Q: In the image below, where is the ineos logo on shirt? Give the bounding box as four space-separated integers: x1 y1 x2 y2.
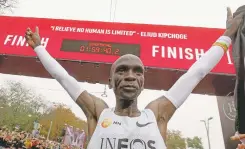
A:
136 122 153 127
100 137 156 149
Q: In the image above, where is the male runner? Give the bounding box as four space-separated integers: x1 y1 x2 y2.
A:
25 7 244 149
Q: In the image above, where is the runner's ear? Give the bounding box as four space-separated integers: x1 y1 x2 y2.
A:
108 78 112 89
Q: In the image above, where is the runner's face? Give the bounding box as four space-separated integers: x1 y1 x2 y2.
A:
110 55 144 100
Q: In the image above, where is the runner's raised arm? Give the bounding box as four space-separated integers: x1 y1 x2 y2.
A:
25 27 108 120
146 8 245 124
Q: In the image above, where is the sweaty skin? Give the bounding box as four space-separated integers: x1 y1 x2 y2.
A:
76 55 176 142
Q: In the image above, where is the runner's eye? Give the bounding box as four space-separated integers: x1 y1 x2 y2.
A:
116 66 128 74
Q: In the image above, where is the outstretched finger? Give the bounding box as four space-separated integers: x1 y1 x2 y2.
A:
35 26 39 34
227 7 233 20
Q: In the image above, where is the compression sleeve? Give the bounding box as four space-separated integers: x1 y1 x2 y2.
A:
34 45 85 101
165 36 231 108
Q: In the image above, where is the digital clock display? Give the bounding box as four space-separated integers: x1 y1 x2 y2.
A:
60 39 141 56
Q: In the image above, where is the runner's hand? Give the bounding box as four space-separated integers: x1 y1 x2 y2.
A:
237 144 245 149
231 134 245 141
224 7 245 39
231 134 245 149
25 26 41 49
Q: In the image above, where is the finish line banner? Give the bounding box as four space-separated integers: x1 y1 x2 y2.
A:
0 16 235 74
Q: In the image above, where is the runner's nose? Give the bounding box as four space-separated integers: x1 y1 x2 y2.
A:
124 70 136 81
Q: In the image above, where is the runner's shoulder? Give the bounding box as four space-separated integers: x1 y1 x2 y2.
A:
88 93 108 107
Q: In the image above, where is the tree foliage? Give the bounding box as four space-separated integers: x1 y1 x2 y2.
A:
0 0 17 14
166 130 186 149
0 80 87 142
166 130 204 149
186 136 204 149
39 105 87 140
0 81 49 131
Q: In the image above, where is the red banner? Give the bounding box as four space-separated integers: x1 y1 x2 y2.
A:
0 16 235 74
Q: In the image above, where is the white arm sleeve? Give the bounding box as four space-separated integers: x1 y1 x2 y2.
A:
34 45 85 101
165 36 231 108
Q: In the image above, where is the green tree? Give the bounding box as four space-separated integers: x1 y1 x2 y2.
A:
39 105 87 140
166 130 186 149
0 80 49 131
187 136 204 149
0 0 17 14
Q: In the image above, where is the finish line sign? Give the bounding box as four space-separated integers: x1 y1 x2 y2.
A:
0 16 235 74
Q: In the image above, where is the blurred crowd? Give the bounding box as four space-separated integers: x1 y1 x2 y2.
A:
0 127 80 149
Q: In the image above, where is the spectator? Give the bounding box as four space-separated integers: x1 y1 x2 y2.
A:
0 128 72 149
